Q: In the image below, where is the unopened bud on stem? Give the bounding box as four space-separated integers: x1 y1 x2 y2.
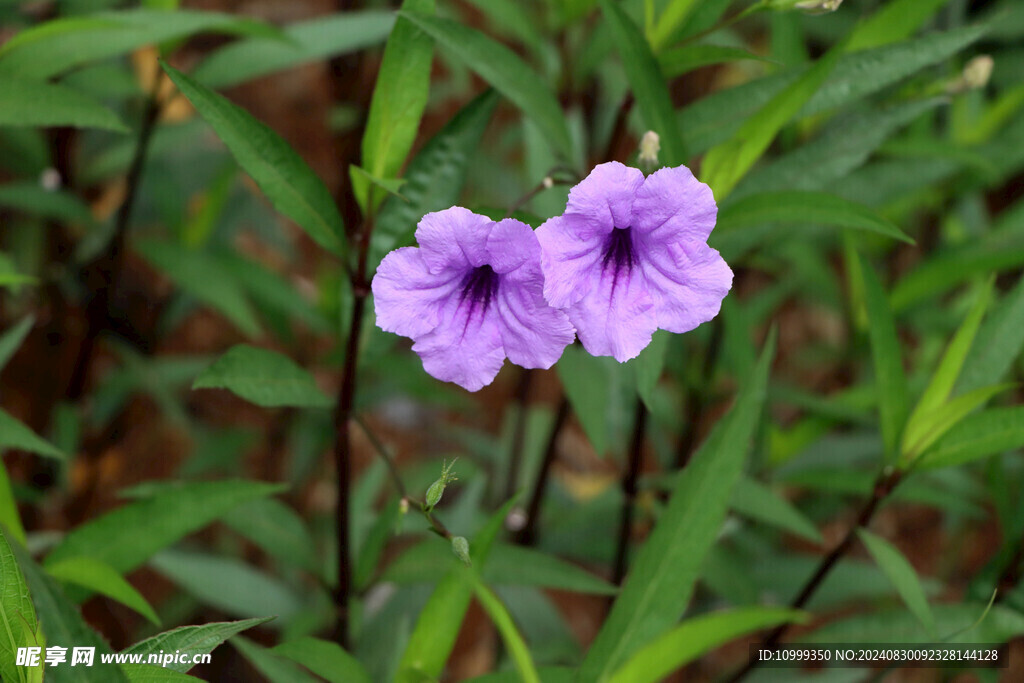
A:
638 131 660 171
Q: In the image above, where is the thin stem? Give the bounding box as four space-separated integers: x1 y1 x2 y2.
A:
602 93 635 166
353 415 408 500
503 369 534 501
514 397 570 547
729 468 904 682
612 401 648 586
503 171 576 219
332 212 373 647
66 66 163 402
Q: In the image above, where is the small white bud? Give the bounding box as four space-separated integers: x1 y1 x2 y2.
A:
962 55 993 90
39 168 62 192
542 176 554 189
505 506 527 532
793 0 843 13
638 131 660 171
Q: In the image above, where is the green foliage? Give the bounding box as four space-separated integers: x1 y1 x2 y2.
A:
124 618 272 673
0 527 42 683
580 333 775 681
162 64 348 258
0 76 126 131
272 637 371 683
46 556 160 625
193 344 330 409
355 0 435 214
0 409 65 460
857 529 935 636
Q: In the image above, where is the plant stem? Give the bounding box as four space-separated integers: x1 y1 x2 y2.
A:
612 401 648 586
514 397 570 546
728 468 904 682
66 69 163 403
353 415 408 500
503 369 534 501
332 207 374 646
602 93 635 166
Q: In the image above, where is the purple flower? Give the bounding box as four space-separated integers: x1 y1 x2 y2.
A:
536 162 732 362
372 207 575 391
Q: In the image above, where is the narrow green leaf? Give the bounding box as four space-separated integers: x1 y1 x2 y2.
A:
136 240 261 338
0 408 64 460
733 99 942 200
0 10 278 80
731 477 823 544
902 384 1013 462
401 12 573 161
580 332 775 681
631 330 669 409
0 76 126 132
859 255 909 463
0 461 26 546
717 191 914 244
272 637 371 683
10 539 123 683
680 26 987 156
487 545 617 595
0 526 40 683
958 274 1024 394
556 345 616 455
192 344 330 409
369 89 499 270
124 618 273 673
649 0 700 53
396 497 517 682
856 529 935 636
120 666 198 683
600 0 685 166
701 41 843 199
356 0 434 212
918 407 1024 470
607 607 806 683
46 557 160 625
847 0 952 51
222 498 321 576
162 64 347 257
908 279 994 427
194 11 394 88
473 579 541 683
660 44 771 78
232 636 319 683
0 183 97 226
45 480 285 575
150 550 302 621
0 316 33 373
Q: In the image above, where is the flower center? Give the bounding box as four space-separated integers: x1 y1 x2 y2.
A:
459 264 499 316
601 227 636 280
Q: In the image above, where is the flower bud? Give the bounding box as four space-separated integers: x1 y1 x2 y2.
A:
451 536 471 566
425 459 458 510
782 0 842 13
39 168 62 192
962 55 993 90
638 131 660 171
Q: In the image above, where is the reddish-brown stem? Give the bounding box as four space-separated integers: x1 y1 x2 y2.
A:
514 397 570 547
612 401 648 586
729 469 904 682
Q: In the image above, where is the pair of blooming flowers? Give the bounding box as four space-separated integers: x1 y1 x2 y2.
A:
371 161 733 391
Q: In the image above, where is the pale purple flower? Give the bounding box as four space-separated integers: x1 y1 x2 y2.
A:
372 207 575 391
536 162 732 362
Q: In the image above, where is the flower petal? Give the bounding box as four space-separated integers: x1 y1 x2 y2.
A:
638 241 733 334
496 278 575 369
485 218 539 274
565 161 645 232
536 214 605 309
415 206 495 273
372 247 460 338
568 265 657 362
412 299 506 392
632 165 717 243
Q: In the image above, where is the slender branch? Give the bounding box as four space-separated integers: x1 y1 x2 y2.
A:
503 369 534 501
332 210 374 647
353 414 408 500
503 170 576 219
514 397 570 546
729 468 904 682
66 66 164 402
612 401 648 586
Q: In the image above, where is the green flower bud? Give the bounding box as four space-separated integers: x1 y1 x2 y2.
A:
425 459 458 510
451 536 471 566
